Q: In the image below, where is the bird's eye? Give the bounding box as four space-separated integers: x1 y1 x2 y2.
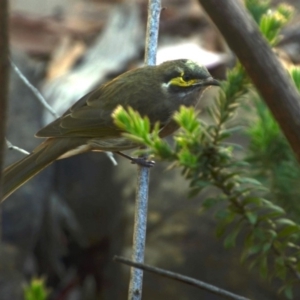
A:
182 74 191 81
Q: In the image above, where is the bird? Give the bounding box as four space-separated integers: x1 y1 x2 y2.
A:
2 59 219 201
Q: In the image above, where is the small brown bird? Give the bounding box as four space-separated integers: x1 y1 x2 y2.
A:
2 59 219 201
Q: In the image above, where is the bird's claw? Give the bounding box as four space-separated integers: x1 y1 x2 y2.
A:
115 151 155 167
130 157 155 168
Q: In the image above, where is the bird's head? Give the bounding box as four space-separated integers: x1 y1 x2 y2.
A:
157 59 220 95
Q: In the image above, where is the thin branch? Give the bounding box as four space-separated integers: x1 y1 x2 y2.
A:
105 151 118 166
198 0 300 163
5 139 30 155
9 59 59 119
128 1 161 300
115 256 250 300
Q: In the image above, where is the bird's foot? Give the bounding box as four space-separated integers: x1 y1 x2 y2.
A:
116 152 155 168
130 157 155 167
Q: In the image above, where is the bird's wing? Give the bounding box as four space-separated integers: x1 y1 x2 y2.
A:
36 67 172 139
36 84 123 138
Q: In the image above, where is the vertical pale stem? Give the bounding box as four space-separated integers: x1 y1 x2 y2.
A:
127 0 161 299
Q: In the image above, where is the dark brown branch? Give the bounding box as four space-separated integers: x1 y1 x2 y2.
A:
0 0 9 196
198 0 300 162
114 256 250 300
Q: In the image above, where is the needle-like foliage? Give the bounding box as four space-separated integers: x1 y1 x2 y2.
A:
114 1 300 298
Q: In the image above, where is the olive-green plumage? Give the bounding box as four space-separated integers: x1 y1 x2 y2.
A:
2 59 219 201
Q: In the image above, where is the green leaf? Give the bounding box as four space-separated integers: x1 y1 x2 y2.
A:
246 0 270 24
238 177 262 186
259 255 268 279
248 257 259 271
290 67 300 92
215 210 235 222
24 278 48 300
265 229 277 240
233 187 253 198
262 242 272 253
275 263 287 280
244 232 255 248
240 250 248 264
284 285 293 300
215 223 228 238
275 218 297 227
277 4 294 21
261 200 286 215
259 211 285 221
215 210 236 237
278 225 300 239
121 133 145 144
253 227 267 240
177 149 198 168
202 197 220 209
245 211 258 225
242 197 263 206
224 226 241 248
207 105 220 124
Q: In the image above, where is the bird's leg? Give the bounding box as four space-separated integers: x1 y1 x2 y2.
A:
116 151 155 168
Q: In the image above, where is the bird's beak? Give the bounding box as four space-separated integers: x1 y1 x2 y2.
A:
202 77 220 87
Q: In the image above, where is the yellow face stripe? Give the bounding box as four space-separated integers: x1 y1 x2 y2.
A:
169 72 199 87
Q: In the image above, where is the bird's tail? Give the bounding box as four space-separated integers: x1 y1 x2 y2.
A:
1 138 85 202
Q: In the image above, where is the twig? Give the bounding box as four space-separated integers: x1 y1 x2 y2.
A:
128 1 161 300
9 59 59 119
5 139 30 155
115 256 250 300
0 0 9 238
198 0 300 163
105 151 118 166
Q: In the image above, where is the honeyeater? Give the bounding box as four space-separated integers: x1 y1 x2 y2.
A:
2 59 219 201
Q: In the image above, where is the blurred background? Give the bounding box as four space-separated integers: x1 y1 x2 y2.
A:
2 0 300 299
